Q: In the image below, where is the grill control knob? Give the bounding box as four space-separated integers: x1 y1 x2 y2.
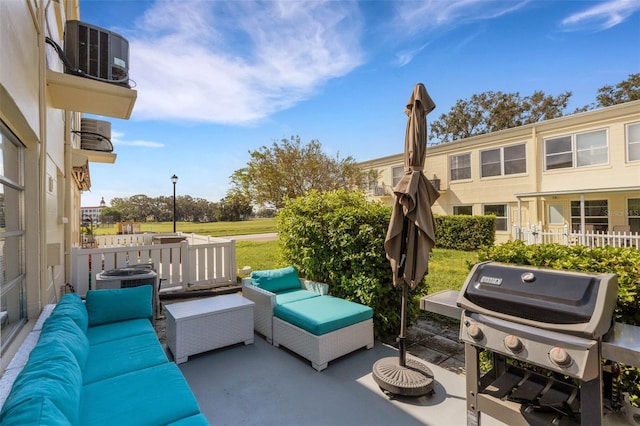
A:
549 347 572 367
467 324 483 340
504 335 523 353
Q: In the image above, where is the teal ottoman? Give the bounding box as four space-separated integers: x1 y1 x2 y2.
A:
272 296 374 371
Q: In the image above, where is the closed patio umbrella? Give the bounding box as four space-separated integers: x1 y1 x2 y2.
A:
373 83 439 397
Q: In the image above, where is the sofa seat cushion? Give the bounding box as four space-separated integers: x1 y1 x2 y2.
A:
275 289 320 305
0 396 72 426
86 318 155 345
273 296 373 336
83 332 168 385
81 363 202 426
250 266 300 293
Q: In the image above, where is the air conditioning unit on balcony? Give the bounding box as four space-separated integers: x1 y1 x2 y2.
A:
373 185 388 196
80 118 113 152
64 20 130 87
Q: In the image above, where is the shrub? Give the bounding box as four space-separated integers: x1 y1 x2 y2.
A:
435 214 495 251
277 190 428 339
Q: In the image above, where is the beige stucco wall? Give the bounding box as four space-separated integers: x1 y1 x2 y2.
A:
360 101 640 245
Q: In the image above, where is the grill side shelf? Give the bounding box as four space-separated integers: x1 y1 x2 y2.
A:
419 290 462 319
603 322 640 368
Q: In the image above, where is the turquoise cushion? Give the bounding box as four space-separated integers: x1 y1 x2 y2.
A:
40 314 90 369
81 363 202 426
83 332 168 384
274 296 373 335
0 396 72 426
50 292 89 333
3 340 82 425
86 286 153 326
250 266 300 293
86 318 156 345
275 289 320 305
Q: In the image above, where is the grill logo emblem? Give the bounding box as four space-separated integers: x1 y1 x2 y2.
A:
480 276 502 286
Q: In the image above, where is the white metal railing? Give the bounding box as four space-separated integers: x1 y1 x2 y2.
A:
71 236 237 296
514 223 640 249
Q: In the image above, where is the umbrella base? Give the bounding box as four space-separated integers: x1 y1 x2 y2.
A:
372 356 435 397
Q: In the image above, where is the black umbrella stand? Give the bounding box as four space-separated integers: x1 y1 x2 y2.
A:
372 222 434 397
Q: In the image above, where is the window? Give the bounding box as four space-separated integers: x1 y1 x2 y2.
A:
0 121 26 351
627 122 640 162
453 205 472 215
545 129 608 170
450 153 471 181
570 199 608 232
629 198 640 233
480 143 526 177
484 204 508 231
548 204 565 225
391 166 404 187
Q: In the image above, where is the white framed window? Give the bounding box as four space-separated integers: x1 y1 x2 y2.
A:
570 199 608 232
483 204 508 232
628 198 640 233
450 153 471 181
391 166 404 187
453 205 472 215
545 129 608 170
480 143 526 177
0 121 26 351
548 204 565 225
627 122 640 162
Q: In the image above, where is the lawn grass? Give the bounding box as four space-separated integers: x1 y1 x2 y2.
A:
236 240 281 277
425 248 479 294
94 218 277 236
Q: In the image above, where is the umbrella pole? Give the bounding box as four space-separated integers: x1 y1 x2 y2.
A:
399 281 408 367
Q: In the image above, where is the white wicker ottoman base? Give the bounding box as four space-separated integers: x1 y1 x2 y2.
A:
272 317 374 371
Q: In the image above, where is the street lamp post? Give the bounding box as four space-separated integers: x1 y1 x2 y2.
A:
171 174 178 233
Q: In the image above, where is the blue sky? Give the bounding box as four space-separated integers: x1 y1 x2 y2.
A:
79 0 640 207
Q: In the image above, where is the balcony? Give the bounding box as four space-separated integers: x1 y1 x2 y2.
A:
46 69 137 119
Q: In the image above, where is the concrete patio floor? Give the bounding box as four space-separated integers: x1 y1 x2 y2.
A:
178 335 504 426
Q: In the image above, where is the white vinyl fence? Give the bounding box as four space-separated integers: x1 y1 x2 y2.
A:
71 234 236 296
514 224 640 249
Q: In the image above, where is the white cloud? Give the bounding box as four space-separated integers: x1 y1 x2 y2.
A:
111 130 164 148
388 0 528 65
392 0 529 35
127 0 364 124
560 0 640 31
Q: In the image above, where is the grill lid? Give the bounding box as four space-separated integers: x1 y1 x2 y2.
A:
457 262 618 338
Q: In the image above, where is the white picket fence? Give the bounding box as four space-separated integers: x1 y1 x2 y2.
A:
71 233 237 296
514 224 640 249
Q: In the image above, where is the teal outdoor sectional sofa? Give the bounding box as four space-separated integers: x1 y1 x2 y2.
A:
242 266 374 371
0 286 208 425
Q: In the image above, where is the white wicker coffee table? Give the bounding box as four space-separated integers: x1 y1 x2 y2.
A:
165 293 255 364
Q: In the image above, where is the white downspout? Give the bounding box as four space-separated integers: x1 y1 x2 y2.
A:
38 0 49 306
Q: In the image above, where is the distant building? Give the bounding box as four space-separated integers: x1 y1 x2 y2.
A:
359 101 640 244
81 197 107 224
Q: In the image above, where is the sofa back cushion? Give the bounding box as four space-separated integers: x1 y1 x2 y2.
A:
1 339 82 425
50 292 88 333
86 285 153 327
250 266 300 293
41 315 90 369
0 396 72 426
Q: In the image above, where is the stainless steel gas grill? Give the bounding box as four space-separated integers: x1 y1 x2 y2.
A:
456 261 618 426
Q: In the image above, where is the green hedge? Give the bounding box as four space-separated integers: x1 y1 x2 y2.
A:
435 215 495 251
277 190 428 339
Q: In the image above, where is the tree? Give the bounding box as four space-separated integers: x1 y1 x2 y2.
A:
230 136 376 209
576 73 640 111
429 90 571 143
99 207 122 224
217 192 253 221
